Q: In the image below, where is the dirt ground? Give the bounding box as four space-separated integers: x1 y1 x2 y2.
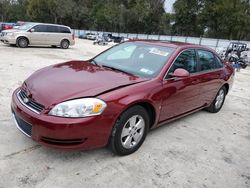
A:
0 39 250 188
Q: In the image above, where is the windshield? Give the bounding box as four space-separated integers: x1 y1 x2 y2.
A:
94 42 175 78
18 23 36 30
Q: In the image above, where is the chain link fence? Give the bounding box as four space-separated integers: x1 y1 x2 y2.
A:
73 29 250 54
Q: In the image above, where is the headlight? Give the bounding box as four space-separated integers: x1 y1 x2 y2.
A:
49 98 107 118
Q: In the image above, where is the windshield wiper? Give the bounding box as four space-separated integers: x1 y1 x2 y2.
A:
102 65 134 76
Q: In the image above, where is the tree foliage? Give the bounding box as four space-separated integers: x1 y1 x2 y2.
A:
0 0 250 40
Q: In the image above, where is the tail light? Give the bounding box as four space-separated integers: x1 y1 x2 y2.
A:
72 34 75 40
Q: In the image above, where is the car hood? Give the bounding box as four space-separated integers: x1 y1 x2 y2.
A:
2 29 19 33
22 61 148 108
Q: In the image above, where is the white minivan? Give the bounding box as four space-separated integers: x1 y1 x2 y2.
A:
0 23 75 49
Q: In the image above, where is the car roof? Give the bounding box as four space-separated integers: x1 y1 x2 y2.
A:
130 40 210 50
33 23 71 28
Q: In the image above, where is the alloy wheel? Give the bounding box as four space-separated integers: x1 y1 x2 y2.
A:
215 89 225 109
121 115 145 149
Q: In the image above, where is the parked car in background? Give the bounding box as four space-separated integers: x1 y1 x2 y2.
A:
0 23 75 49
0 22 15 32
11 41 234 155
86 33 97 40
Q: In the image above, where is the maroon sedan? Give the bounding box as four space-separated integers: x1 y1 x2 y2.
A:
11 41 234 155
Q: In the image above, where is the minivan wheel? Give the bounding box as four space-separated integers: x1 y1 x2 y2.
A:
206 86 226 113
60 40 69 49
17 37 28 48
109 105 149 155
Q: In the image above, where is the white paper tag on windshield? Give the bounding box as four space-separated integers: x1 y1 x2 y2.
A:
149 48 169 56
140 68 154 75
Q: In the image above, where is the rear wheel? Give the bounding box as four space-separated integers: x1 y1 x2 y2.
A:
206 86 226 113
60 39 69 49
17 37 28 48
109 105 149 155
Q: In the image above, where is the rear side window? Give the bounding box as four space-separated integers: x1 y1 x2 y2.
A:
59 27 71 33
167 49 197 77
197 50 216 71
214 55 224 68
47 25 59 33
32 25 47 32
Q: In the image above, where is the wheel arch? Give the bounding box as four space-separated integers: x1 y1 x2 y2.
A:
117 100 157 129
61 38 70 44
16 36 29 45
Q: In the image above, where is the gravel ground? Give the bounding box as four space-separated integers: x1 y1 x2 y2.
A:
0 39 250 188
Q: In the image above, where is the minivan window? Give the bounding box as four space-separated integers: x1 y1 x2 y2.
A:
197 50 216 71
166 49 197 79
59 27 71 33
47 25 58 33
32 25 47 32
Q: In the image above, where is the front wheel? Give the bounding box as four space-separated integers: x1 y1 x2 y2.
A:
205 86 226 113
17 37 28 48
109 105 149 155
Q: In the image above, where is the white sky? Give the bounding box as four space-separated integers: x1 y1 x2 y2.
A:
165 0 176 13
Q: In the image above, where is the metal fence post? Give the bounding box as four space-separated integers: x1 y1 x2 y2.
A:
215 39 219 49
199 37 202 45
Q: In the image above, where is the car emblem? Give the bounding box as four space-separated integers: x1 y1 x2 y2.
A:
23 98 29 103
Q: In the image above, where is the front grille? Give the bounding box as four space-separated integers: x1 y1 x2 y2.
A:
18 90 45 113
1 32 7 36
41 137 85 145
13 114 32 137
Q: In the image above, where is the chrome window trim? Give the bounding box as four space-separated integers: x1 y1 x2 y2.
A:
16 90 40 114
12 114 31 138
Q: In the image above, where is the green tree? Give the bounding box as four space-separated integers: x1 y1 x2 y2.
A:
172 0 203 37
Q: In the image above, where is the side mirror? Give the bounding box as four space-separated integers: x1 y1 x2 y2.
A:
171 68 190 78
29 29 35 32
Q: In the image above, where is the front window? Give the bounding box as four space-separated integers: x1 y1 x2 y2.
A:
93 42 175 78
18 23 36 31
166 49 197 79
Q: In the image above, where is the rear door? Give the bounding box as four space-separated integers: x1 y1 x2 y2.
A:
159 49 204 121
196 49 225 105
46 25 60 45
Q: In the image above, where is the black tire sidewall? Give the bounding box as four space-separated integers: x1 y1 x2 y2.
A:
111 106 149 155
210 86 226 113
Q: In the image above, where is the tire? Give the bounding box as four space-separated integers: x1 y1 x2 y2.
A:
240 62 247 69
17 37 28 48
109 105 149 155
205 86 226 113
60 39 69 49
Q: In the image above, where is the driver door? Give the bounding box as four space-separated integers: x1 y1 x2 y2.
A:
159 49 203 122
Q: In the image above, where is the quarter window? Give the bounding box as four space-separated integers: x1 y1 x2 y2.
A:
197 50 216 71
59 27 71 33
167 49 197 78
